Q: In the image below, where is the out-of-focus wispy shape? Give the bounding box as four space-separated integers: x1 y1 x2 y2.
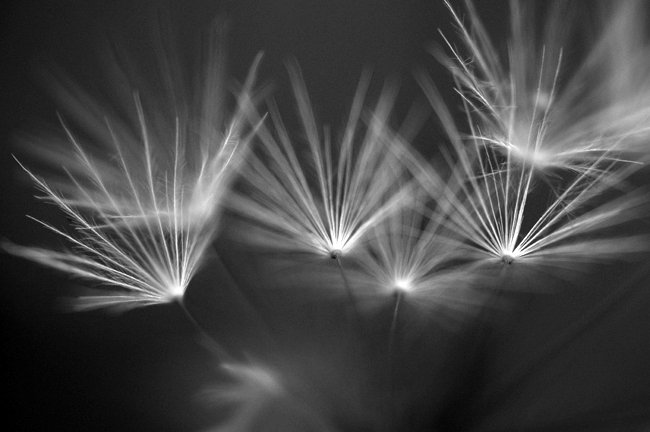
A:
2 23 263 312
203 362 283 432
436 0 650 173
413 0 650 273
202 360 338 432
229 62 415 260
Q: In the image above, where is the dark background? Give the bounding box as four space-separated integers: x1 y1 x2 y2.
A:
2 1 650 430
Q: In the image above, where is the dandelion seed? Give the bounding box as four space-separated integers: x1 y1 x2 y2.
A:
417 90 650 274
414 1 650 276
229 61 415 260
352 191 488 419
357 190 486 328
437 0 650 174
3 31 263 312
228 64 424 406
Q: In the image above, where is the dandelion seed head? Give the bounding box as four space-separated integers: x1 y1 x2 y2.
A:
411 1 650 278
4 26 263 312
231 63 414 261
437 0 650 178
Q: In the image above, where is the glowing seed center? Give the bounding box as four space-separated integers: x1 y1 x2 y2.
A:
330 249 342 259
169 283 186 298
394 278 412 291
501 253 515 265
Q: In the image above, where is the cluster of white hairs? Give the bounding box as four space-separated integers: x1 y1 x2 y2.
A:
418 1 650 271
4 1 650 430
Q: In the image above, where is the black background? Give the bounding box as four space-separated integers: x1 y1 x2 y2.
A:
2 1 650 430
